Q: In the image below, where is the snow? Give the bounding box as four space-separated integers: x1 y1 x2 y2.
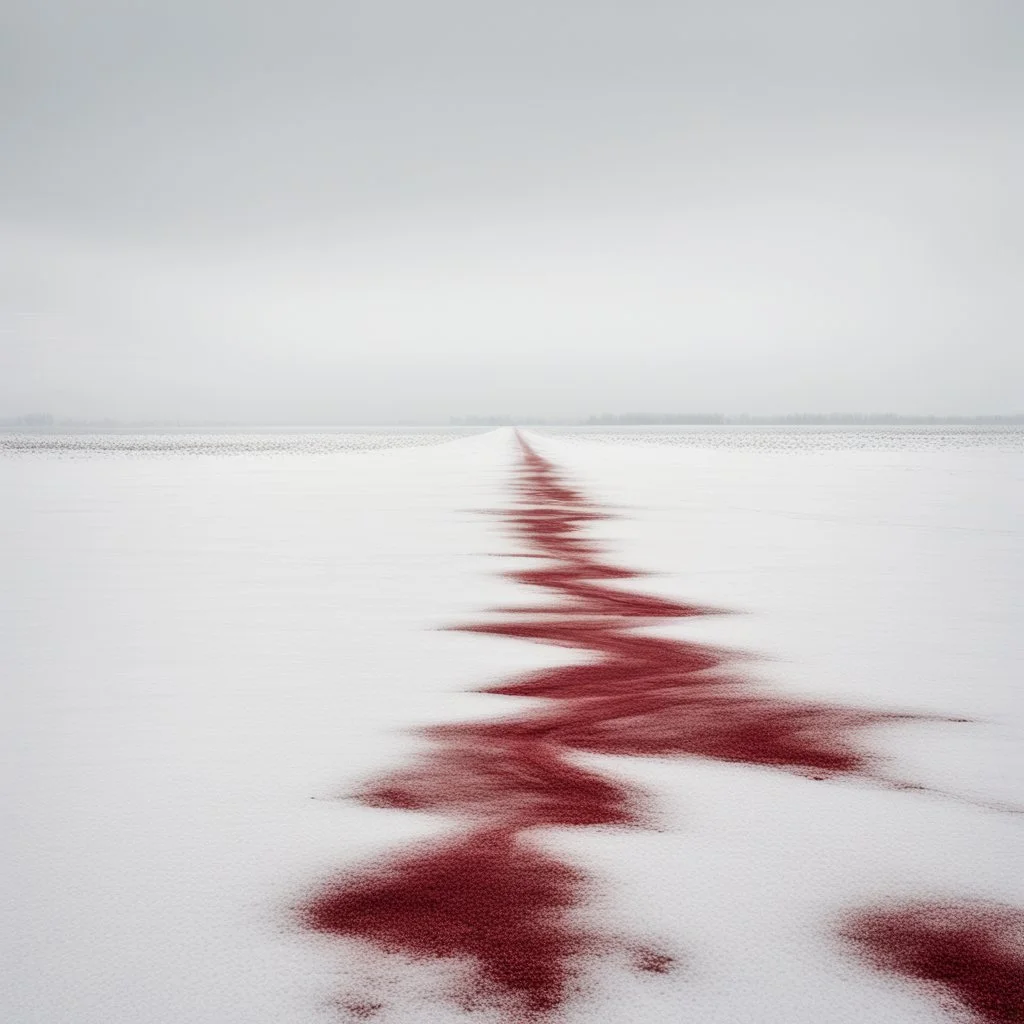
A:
1 426 1021 1023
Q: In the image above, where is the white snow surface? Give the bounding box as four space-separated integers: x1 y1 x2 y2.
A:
2 426 1021 1023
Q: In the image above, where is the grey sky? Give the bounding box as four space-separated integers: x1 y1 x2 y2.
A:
2 0 1021 421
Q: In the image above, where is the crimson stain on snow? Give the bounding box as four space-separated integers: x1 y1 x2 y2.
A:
840 902 1024 1023
359 735 643 828
341 1001 383 1020
453 436 915 780
633 949 676 975
305 830 592 1018
303 433 930 1018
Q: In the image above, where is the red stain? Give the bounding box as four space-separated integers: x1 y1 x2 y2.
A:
840 901 1024 1023
359 735 643 828
453 435 916 781
302 432 977 1019
305 830 592 1018
633 948 677 975
341 1001 384 1020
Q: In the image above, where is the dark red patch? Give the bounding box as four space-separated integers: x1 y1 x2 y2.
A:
633 948 676 974
305 830 592 1018
840 901 1024 1023
302 432 952 1019
359 736 642 828
341 1000 383 1020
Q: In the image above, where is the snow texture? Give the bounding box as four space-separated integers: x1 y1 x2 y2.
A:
1 427 1021 1023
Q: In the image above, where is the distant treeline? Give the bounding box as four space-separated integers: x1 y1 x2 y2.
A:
585 413 725 424
451 413 1024 426
449 415 567 426
584 413 1024 426
2 413 57 427
0 414 237 430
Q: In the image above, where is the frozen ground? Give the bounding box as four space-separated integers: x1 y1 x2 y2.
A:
0 427 488 458
1 427 1021 1023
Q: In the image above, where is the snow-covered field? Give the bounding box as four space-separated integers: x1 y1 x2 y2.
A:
2 427 1021 1023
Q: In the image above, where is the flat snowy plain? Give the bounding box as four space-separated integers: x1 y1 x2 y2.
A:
2 426 1022 1023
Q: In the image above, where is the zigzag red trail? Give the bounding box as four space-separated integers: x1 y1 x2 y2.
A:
302 433 1023 1022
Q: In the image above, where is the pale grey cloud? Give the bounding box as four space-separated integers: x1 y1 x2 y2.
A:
2 0 1021 419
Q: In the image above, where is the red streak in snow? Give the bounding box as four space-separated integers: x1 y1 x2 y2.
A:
302 433 975 1019
841 902 1024 1023
308 830 591 1017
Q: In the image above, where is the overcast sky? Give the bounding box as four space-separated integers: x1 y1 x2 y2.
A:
2 0 1021 421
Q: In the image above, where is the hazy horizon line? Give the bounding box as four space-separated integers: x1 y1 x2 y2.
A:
4 412 1024 430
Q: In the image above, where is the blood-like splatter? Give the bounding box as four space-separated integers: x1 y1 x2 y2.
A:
840 901 1024 1023
632 948 677 975
301 432 977 1019
307 830 592 1018
452 435 920 782
341 1000 384 1020
358 734 644 828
